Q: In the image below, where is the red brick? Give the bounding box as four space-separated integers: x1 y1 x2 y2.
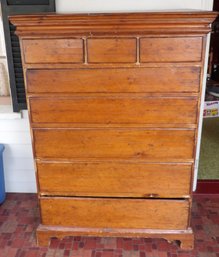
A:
157 241 169 251
140 252 146 257
123 241 133 251
0 193 218 257
49 239 60 249
6 248 18 257
116 239 123 249
138 245 145 251
59 243 65 249
83 250 93 257
102 250 114 257
24 250 38 257
64 242 72 250
73 242 79 250
96 252 102 257
84 239 97 250
133 245 139 251
64 249 70 256
144 243 152 251
158 252 168 257
178 253 191 257
11 238 24 248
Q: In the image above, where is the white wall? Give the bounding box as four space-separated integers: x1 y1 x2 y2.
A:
1 0 213 193
0 111 36 192
56 0 213 13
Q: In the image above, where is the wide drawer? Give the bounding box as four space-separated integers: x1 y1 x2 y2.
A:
140 37 202 62
26 67 200 93
37 162 192 197
22 38 84 64
33 128 195 161
29 97 197 125
40 197 190 230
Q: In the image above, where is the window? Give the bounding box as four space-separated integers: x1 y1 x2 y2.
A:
0 0 56 112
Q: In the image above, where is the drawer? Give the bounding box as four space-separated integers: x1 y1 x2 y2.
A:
40 197 190 230
26 67 200 93
33 128 195 161
22 38 83 64
29 97 198 125
37 162 192 197
87 38 136 63
140 37 202 62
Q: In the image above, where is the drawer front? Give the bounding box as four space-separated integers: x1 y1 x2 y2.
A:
26 67 200 93
37 162 192 197
87 38 136 63
140 37 202 62
30 97 197 125
22 39 84 64
40 197 190 229
33 129 195 161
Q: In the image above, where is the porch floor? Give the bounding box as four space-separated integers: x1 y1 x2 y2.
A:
0 193 218 257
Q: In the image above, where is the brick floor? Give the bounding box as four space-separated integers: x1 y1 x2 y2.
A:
0 193 218 257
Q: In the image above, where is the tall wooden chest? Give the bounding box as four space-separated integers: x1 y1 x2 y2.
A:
11 11 217 249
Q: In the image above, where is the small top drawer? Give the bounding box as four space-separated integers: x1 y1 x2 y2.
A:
140 37 202 62
22 38 84 64
87 38 137 63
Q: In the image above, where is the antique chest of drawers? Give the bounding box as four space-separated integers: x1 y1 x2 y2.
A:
11 11 217 249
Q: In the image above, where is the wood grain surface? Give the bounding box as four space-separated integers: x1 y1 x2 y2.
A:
37 162 192 197
23 38 83 64
29 97 198 125
140 37 203 62
11 12 218 36
26 67 201 93
87 38 137 63
36 225 194 250
33 128 195 161
40 197 190 230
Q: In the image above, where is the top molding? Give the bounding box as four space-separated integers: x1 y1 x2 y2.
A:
10 11 218 36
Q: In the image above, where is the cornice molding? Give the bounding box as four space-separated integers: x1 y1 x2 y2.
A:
10 11 218 36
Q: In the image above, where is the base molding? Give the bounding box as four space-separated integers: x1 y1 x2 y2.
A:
37 225 194 250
